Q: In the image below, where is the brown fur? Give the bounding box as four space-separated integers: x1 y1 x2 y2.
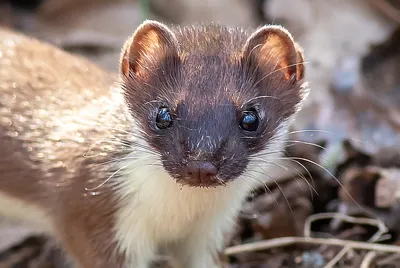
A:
0 27 130 267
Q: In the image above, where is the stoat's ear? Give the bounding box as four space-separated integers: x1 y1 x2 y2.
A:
242 25 305 82
120 20 179 79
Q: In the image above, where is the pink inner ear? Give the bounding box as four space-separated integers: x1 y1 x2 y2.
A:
121 50 130 77
132 32 164 77
140 31 163 54
244 27 300 82
295 46 305 81
121 22 178 79
262 35 297 80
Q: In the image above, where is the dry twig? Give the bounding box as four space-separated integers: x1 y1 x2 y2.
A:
303 213 388 239
376 253 400 266
303 213 388 268
224 236 400 256
360 251 378 268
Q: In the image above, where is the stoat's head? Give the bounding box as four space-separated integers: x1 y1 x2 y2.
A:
120 20 308 188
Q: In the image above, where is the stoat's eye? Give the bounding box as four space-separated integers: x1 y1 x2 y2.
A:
156 107 173 129
240 110 259 132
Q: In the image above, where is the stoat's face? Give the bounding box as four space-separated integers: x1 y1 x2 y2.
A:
120 21 308 188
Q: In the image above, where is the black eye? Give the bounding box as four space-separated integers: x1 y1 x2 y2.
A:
240 111 259 131
156 107 173 129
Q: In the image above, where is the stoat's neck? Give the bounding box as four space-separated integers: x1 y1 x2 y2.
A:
112 138 254 259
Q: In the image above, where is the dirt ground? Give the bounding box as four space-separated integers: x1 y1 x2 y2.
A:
1 0 400 267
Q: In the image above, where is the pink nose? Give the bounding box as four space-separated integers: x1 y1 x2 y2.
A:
185 161 218 185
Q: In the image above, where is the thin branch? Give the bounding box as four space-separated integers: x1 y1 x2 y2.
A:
224 236 400 256
303 212 388 239
324 247 351 268
302 213 389 268
360 251 378 268
376 253 400 265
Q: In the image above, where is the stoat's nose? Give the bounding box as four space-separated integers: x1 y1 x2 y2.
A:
185 161 218 187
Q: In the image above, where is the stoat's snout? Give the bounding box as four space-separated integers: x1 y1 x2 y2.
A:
184 161 218 187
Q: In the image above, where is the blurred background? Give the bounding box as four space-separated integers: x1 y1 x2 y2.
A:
1 0 400 267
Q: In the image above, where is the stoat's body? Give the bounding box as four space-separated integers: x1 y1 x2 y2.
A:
0 21 308 268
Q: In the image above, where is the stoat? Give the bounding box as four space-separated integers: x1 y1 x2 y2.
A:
0 20 308 268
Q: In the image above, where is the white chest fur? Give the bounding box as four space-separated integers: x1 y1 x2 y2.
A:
113 151 253 264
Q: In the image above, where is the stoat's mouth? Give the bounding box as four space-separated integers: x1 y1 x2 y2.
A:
175 176 227 189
